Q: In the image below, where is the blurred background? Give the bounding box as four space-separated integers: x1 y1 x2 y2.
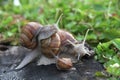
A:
0 0 120 79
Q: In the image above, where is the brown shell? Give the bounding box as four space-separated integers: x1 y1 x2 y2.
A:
57 30 77 46
56 58 73 70
20 22 43 49
41 33 61 58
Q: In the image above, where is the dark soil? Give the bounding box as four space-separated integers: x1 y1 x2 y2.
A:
0 46 106 80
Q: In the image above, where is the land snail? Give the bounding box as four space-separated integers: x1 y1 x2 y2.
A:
50 51 73 70
15 14 94 70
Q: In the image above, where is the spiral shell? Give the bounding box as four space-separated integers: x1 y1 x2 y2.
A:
20 22 43 49
41 33 61 58
57 30 77 46
56 58 73 70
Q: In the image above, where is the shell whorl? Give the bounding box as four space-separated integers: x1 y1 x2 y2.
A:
57 30 77 46
20 22 43 49
41 33 61 58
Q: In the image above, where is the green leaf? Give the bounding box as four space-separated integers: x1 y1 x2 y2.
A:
95 71 108 77
2 16 13 25
106 63 120 76
7 31 14 37
112 39 120 51
104 29 120 40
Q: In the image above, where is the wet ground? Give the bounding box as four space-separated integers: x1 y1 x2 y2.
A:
0 46 106 80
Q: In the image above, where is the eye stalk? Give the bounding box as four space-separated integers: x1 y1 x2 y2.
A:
52 13 63 31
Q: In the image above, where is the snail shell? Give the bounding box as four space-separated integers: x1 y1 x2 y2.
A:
40 29 78 58
20 22 43 49
56 58 73 70
41 33 61 58
57 30 77 46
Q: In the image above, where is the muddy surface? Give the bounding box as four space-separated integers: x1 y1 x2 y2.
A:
0 46 106 80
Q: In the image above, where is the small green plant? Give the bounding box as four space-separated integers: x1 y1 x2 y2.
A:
95 38 120 78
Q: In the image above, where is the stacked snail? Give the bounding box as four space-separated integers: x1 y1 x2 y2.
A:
16 17 94 70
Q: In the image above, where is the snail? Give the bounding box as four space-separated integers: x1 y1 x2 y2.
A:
38 14 77 58
15 21 59 70
15 15 94 70
56 57 73 70
47 50 73 70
